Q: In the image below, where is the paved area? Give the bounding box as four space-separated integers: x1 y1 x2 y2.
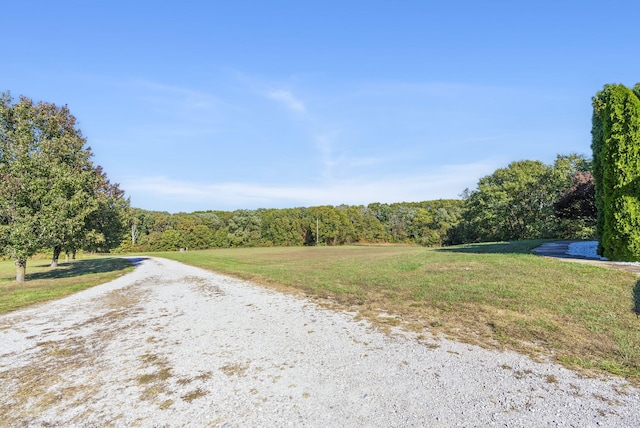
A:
531 240 581 259
532 241 640 276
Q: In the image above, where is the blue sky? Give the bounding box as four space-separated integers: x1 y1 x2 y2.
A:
4 1 639 213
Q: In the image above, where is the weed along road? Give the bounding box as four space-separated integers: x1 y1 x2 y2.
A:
1 257 639 426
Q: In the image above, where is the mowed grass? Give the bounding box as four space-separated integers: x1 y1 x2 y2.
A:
0 256 135 314
156 241 640 384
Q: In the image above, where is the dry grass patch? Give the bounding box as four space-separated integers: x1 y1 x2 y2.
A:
545 374 559 384
220 362 250 377
159 399 174 410
0 283 152 425
181 387 208 403
135 352 175 406
0 336 100 424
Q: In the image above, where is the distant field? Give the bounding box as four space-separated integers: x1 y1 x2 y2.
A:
156 242 640 384
0 257 134 314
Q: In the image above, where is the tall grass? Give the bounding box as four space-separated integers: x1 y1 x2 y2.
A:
157 242 640 384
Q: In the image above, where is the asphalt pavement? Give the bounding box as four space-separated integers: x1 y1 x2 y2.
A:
532 240 640 275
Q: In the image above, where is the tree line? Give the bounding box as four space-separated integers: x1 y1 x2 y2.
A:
116 153 595 253
118 200 465 252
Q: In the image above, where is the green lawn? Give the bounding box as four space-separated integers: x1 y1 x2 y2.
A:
0 256 134 314
155 242 640 384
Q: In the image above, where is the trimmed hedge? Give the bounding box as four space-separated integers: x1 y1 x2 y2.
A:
591 84 640 261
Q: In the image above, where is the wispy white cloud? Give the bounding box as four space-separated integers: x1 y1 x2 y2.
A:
122 160 499 212
313 132 344 178
267 90 306 113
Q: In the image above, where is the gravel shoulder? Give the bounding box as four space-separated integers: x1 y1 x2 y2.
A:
1 256 639 427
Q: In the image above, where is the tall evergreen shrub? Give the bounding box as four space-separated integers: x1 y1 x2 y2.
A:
591 84 640 261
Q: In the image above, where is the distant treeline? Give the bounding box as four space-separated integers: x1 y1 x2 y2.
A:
118 200 464 252
118 153 596 252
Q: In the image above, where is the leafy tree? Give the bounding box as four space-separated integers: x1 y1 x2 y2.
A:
0 93 99 280
591 84 640 260
342 205 387 243
0 93 127 276
404 201 464 246
152 229 184 251
227 209 262 247
459 156 588 243
91 167 129 251
260 208 305 246
368 203 415 242
64 165 128 260
553 171 596 239
407 208 438 246
188 224 214 249
386 206 416 242
304 206 353 246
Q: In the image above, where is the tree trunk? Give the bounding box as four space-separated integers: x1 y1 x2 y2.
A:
51 245 62 268
72 249 77 260
15 259 26 283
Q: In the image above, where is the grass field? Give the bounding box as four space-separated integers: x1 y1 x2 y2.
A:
0 256 134 314
154 241 640 384
2 242 639 384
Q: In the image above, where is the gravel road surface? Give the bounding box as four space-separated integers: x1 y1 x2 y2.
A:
1 256 639 427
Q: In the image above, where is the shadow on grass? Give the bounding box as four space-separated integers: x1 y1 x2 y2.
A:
438 240 549 255
26 257 142 281
634 280 640 316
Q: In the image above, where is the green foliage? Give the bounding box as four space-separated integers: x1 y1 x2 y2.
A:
260 208 305 246
0 94 90 278
307 205 353 245
118 200 464 251
152 229 184 251
0 92 128 279
457 155 588 243
553 171 596 239
114 152 589 251
592 84 640 261
82 166 129 253
227 209 262 247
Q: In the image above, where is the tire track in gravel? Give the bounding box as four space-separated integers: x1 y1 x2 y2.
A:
1 257 639 427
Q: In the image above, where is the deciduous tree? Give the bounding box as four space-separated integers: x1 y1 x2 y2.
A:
459 155 589 243
0 94 92 280
0 92 126 279
553 171 596 238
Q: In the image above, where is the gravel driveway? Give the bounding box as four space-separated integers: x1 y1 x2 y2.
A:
1 257 639 427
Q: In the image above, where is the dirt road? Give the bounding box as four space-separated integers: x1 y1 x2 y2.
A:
1 257 638 427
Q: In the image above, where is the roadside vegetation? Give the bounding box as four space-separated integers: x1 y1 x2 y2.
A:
0 256 134 314
157 243 640 384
